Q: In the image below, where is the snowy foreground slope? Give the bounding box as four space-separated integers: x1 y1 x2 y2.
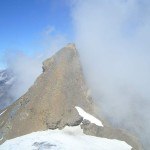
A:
0 126 132 150
0 106 132 150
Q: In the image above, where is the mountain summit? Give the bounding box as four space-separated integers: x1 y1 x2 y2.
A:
0 44 142 150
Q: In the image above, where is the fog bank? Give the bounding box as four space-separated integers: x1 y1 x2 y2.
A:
71 0 150 149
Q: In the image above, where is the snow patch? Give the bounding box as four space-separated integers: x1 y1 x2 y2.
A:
0 136 3 141
75 106 103 126
0 109 7 116
5 77 15 85
0 126 132 150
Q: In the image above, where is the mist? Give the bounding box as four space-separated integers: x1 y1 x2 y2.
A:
71 0 150 149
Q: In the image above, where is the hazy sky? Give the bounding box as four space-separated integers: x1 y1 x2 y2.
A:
0 0 73 69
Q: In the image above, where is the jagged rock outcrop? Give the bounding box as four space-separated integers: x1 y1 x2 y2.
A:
0 44 143 150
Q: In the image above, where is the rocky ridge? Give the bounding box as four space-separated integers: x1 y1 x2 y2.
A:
0 44 143 150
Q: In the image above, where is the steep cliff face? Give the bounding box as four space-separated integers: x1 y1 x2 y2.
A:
0 44 142 150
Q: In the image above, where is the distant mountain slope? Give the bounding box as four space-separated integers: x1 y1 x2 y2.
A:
0 44 143 150
0 70 14 110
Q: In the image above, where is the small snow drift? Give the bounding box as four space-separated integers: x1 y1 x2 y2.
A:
0 126 132 150
0 109 7 116
75 106 103 126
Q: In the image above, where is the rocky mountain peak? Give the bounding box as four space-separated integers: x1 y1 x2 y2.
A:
0 44 93 139
42 43 77 72
0 44 143 150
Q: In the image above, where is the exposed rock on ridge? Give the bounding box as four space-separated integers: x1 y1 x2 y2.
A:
0 44 143 150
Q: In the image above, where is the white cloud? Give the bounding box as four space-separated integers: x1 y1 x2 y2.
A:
71 0 150 149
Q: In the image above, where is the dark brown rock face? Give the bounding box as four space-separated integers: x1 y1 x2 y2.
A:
0 44 143 150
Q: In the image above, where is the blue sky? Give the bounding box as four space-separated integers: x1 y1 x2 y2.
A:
0 0 73 69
